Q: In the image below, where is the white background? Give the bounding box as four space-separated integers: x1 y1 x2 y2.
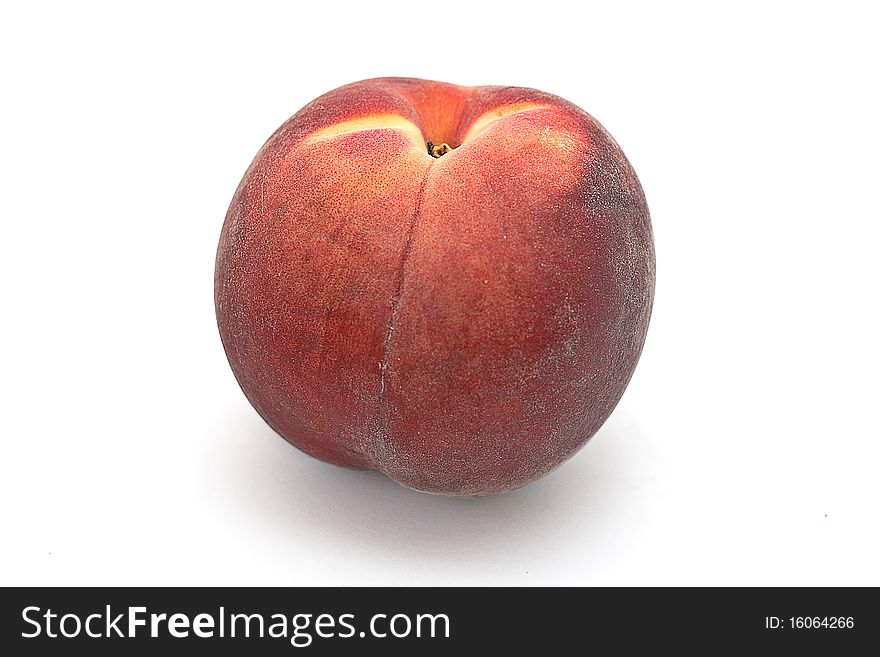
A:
2 1 878 586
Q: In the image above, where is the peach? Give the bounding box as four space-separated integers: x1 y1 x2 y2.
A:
215 77 654 496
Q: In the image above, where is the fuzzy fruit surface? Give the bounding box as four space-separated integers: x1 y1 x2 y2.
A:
215 77 655 496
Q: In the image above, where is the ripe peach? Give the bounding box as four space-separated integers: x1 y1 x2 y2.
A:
215 77 654 496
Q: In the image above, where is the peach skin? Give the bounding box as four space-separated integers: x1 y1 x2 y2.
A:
215 77 655 496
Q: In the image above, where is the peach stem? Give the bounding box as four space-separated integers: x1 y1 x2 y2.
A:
426 141 452 158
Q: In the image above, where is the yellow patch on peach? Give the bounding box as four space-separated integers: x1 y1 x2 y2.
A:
461 102 550 142
306 114 424 149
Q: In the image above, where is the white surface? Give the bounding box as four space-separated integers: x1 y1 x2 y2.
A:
1 1 878 586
